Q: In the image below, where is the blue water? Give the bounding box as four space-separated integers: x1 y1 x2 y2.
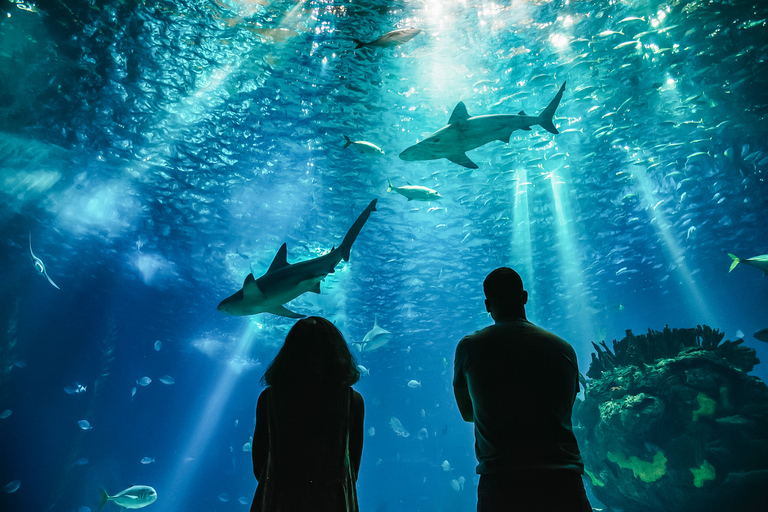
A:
1 0 767 510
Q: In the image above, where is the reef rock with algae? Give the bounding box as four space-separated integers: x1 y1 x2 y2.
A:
574 325 768 511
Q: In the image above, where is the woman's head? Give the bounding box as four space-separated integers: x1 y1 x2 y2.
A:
261 316 360 388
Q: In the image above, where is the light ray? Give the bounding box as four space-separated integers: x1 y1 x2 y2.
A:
161 324 260 511
546 168 596 350
511 168 535 298
630 164 715 321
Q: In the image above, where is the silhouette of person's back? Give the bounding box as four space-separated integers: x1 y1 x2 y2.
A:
250 317 364 512
453 268 591 512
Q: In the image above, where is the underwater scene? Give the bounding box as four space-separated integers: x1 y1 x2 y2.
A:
1 0 767 510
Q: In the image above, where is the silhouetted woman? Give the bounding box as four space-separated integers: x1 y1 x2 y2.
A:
251 316 364 512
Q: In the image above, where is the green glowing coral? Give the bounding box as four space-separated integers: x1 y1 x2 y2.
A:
607 450 667 483
690 460 715 488
585 469 605 487
692 392 716 421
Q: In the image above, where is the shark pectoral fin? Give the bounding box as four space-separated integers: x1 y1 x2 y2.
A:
267 244 290 273
448 153 478 169
448 102 470 124
497 129 514 143
269 305 306 319
310 282 321 294
242 274 261 299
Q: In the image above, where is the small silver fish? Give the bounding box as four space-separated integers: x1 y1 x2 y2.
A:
3 480 20 494
343 135 384 155
387 178 442 202
64 382 87 395
354 27 421 49
100 485 157 510
389 417 409 437
727 252 768 275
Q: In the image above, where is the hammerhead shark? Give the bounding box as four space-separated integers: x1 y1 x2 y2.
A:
217 199 377 318
399 82 566 169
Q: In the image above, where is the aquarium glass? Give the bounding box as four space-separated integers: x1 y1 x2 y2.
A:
1 0 767 511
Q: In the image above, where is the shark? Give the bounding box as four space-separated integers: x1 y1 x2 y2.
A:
353 314 392 353
399 81 566 169
217 199 377 318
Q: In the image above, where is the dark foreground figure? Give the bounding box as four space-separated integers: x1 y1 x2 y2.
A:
250 317 365 512
453 268 591 512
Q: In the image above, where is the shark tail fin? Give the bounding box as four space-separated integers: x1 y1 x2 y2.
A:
727 252 740 272
353 39 366 49
343 135 353 149
339 199 377 262
99 489 109 511
537 81 566 135
387 177 393 192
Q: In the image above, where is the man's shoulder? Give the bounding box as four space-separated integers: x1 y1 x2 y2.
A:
462 321 572 348
459 324 496 344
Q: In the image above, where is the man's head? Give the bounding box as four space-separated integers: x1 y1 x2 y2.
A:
483 267 528 320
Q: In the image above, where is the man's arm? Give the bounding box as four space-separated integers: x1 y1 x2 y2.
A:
454 385 474 423
453 340 474 423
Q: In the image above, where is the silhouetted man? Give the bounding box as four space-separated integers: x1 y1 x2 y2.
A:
453 267 591 512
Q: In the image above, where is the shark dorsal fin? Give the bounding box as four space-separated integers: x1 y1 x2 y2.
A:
518 110 527 115
266 244 290 274
448 102 470 125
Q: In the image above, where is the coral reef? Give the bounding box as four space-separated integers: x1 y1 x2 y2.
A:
586 325 759 379
574 325 768 512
